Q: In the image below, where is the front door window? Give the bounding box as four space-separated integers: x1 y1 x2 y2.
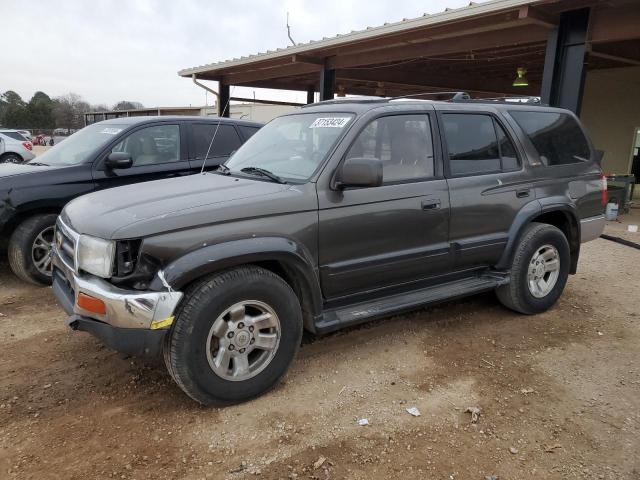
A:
112 124 180 166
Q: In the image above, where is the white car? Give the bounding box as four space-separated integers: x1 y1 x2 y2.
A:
0 129 35 163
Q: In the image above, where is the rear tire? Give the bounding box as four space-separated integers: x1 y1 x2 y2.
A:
164 266 303 405
8 214 58 285
496 222 570 314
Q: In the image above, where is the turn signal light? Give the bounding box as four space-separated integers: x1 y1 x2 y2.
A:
77 293 106 315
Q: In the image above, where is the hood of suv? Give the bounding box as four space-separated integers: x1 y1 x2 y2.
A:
0 162 59 179
63 173 314 239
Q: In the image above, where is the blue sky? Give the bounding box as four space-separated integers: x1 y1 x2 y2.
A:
2 0 486 107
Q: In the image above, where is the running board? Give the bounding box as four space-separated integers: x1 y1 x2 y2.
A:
315 273 508 334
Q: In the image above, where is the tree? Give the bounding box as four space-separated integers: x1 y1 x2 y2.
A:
0 90 28 128
53 93 90 130
113 100 144 111
91 103 111 112
27 91 55 129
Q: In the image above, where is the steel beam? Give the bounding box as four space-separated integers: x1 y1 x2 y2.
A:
540 8 590 114
218 84 230 117
319 68 335 101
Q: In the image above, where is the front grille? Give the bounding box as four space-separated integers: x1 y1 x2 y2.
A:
55 219 78 271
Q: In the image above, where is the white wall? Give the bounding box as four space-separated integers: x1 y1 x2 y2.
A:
201 103 298 123
580 66 640 174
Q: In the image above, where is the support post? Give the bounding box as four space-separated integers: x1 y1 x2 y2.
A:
319 68 335 101
540 8 590 114
218 83 230 117
306 87 315 104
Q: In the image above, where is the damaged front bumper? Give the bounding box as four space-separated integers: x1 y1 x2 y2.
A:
52 255 183 356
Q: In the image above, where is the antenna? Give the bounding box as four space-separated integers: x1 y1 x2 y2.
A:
200 86 234 175
286 12 296 46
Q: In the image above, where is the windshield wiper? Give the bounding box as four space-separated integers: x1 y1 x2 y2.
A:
240 167 286 184
26 162 49 166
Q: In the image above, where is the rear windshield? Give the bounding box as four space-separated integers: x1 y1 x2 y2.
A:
1 131 27 141
509 111 590 166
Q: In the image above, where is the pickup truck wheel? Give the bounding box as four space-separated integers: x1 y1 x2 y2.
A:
496 222 570 314
8 214 58 285
164 266 303 405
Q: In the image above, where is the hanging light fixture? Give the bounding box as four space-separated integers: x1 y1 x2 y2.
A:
513 67 529 87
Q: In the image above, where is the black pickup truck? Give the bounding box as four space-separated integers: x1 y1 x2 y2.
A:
52 96 606 405
0 116 261 284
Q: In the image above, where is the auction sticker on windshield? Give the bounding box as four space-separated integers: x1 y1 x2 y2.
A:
100 128 123 135
309 117 351 128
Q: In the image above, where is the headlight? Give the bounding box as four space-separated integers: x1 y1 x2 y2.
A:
77 235 115 278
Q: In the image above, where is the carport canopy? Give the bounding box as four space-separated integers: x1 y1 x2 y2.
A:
179 0 640 114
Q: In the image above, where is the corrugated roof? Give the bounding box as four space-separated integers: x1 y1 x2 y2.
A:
179 0 542 77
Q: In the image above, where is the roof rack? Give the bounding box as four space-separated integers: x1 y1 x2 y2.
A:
389 91 471 102
453 95 546 105
304 92 546 108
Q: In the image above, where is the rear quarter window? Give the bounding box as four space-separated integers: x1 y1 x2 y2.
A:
509 111 590 166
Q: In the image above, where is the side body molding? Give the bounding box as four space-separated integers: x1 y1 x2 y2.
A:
148 236 323 318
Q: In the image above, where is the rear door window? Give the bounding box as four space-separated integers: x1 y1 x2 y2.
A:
442 114 519 176
191 123 242 159
238 125 260 141
509 111 590 165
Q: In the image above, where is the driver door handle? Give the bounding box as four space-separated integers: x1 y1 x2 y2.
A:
422 199 441 210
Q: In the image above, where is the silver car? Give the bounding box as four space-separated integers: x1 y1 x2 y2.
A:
0 129 35 163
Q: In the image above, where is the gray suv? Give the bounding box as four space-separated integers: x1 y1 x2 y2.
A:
52 95 606 405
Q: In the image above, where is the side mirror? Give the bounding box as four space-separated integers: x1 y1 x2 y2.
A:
335 157 383 189
105 152 133 169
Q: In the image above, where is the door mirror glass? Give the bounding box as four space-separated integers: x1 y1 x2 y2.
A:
336 157 383 189
105 152 133 169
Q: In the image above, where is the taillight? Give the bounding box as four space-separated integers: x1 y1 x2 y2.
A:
600 173 608 206
22 141 32 151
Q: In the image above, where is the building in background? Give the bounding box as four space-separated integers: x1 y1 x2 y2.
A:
83 103 296 126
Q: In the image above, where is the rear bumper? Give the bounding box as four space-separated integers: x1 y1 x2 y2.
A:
580 215 605 243
52 253 183 357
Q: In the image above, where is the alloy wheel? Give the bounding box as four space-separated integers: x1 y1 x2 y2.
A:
205 300 281 382
527 244 560 298
31 226 54 277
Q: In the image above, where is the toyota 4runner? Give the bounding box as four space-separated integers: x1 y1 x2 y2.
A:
52 95 606 405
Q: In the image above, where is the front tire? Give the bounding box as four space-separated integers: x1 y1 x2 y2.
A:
164 266 303 405
8 214 58 285
496 222 570 314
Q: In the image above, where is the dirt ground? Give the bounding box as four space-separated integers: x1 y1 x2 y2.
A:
1 213 639 480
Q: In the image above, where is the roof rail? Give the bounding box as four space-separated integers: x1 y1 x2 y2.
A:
453 95 546 105
389 91 471 102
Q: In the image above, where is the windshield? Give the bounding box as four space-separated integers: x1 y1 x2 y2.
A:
30 123 127 166
225 113 354 181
